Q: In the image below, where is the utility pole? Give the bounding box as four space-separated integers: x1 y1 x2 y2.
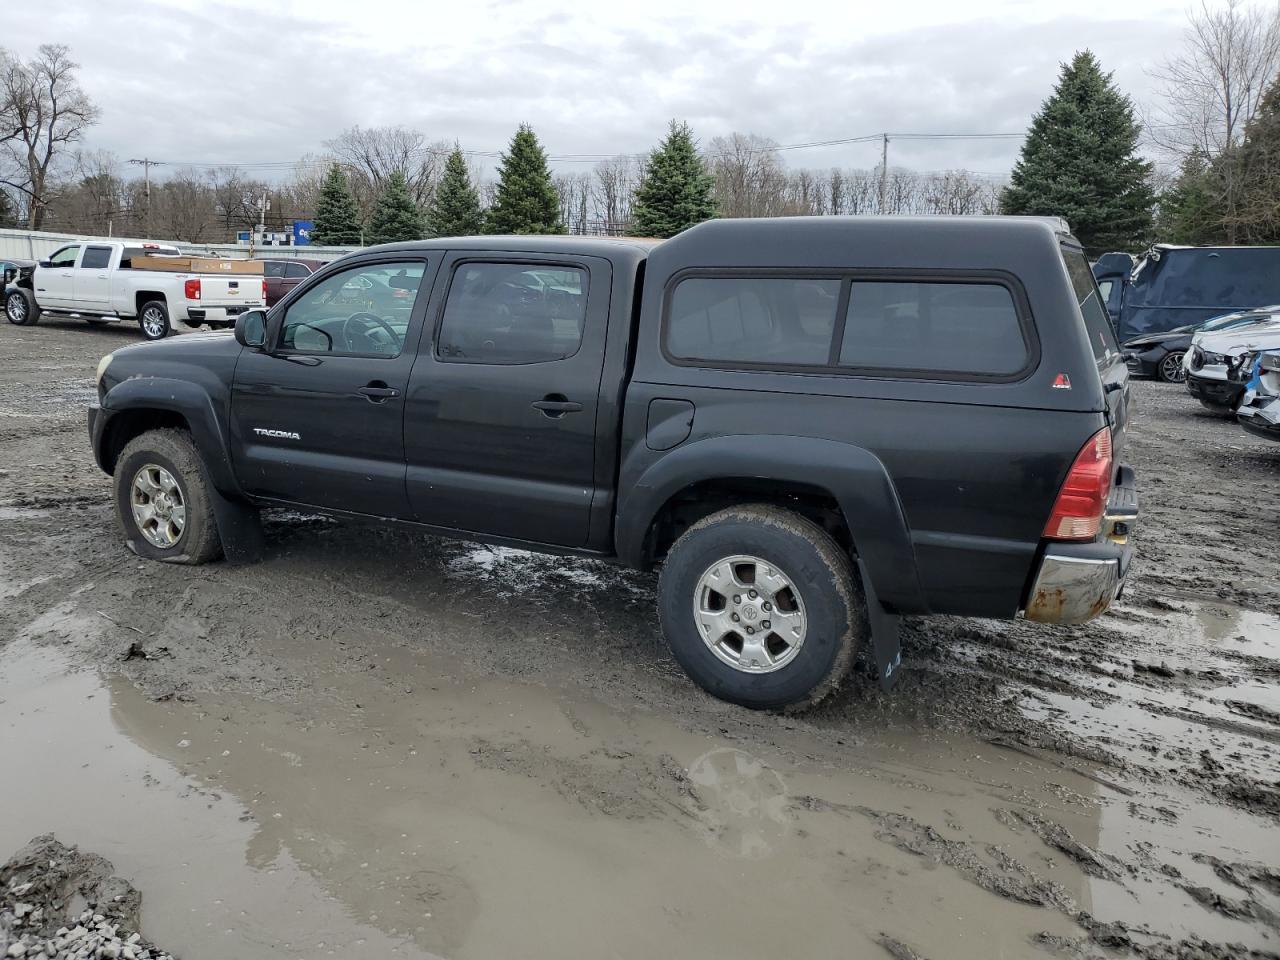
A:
878 134 889 214
128 158 165 237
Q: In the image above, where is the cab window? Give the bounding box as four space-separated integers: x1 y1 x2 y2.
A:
437 262 587 364
278 261 426 357
48 246 79 268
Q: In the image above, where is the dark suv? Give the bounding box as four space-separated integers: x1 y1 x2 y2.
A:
88 217 1136 710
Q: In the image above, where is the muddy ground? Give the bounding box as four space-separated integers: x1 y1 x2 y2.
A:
1 317 1277 960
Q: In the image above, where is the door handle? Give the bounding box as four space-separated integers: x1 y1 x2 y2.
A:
358 382 400 402
531 395 583 418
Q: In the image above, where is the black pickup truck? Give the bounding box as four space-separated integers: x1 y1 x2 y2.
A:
88 217 1137 710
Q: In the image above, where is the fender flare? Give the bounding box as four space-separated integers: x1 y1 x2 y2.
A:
99 377 240 497
616 434 927 614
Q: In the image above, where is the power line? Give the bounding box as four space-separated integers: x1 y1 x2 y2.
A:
151 130 1027 172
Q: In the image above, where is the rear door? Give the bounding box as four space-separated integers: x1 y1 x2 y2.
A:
404 254 611 546
278 261 312 301
74 244 116 312
230 255 439 516
262 261 286 306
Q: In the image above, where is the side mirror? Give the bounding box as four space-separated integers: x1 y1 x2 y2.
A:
38 260 51 269
235 309 267 349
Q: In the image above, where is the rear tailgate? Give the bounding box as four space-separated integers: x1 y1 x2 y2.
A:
196 274 265 307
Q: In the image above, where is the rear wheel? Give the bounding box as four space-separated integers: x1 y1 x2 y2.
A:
657 505 864 710
137 300 171 340
5 288 39 326
113 429 222 564
1158 351 1187 383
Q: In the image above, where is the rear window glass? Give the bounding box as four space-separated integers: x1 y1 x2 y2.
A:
437 262 587 364
1063 250 1120 362
262 261 285 278
667 277 840 364
81 246 112 269
839 281 1028 375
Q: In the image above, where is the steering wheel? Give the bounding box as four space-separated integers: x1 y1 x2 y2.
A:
341 312 401 353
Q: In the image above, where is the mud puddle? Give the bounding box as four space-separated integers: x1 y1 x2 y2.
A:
5 630 1279 959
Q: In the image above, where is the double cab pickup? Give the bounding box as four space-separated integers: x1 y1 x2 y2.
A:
88 217 1137 709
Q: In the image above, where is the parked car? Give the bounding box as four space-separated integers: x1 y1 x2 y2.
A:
87 217 1136 710
1093 244 1280 343
1184 313 1280 412
2 258 33 291
4 241 267 340
261 258 326 307
1122 306 1280 383
1236 351 1280 442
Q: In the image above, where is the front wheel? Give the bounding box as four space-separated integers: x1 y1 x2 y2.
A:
114 429 222 564
657 505 864 710
137 300 171 340
5 288 39 326
1158 351 1187 383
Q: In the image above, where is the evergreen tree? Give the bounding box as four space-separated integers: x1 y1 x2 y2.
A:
484 124 562 235
628 120 717 238
366 170 425 245
311 164 364 246
1229 76 1280 243
1156 150 1226 245
1000 51 1153 254
425 147 485 237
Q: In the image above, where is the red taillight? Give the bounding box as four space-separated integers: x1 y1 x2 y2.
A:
1043 428 1113 540
262 278 268 301
184 278 201 300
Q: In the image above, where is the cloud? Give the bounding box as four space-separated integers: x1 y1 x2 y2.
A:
6 0 1188 181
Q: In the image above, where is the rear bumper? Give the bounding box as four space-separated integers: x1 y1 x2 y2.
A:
1237 395 1280 442
1024 465 1137 625
185 304 262 324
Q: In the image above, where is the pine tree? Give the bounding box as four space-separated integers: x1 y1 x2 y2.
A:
366 170 425 245
1229 76 1280 243
628 120 717 238
425 147 485 237
1156 150 1226 245
1000 50 1153 254
311 164 364 246
484 124 562 235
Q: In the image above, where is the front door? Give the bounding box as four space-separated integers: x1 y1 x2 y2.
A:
37 245 79 308
230 256 438 517
404 254 611 547
74 244 115 312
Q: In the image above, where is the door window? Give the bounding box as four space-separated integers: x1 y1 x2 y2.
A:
262 261 286 279
80 246 113 270
48 246 79 268
278 261 426 357
437 262 587 364
284 262 311 279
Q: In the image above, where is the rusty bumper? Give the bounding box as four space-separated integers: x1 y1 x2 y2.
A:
1025 466 1137 625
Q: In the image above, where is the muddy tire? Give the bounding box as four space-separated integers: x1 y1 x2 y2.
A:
658 504 864 710
5 288 39 326
114 428 222 564
137 300 171 340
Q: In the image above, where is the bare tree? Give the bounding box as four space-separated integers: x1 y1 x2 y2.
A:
705 133 789 217
0 44 99 228
553 171 591 234
1150 0 1280 157
326 126 447 218
591 155 637 233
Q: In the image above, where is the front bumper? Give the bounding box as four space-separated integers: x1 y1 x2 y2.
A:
87 403 109 474
1024 465 1137 625
1186 373 1244 409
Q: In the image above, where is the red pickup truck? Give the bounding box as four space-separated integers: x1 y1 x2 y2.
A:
261 259 328 307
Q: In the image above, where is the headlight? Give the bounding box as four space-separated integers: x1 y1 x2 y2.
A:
1201 351 1227 365
95 352 114 384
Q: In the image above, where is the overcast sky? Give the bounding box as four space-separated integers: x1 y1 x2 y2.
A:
13 0 1190 182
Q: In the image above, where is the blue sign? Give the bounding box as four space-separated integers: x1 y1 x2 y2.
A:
293 221 314 246
236 231 251 243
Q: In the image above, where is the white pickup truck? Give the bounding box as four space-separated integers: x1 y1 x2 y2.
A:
3 240 266 340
